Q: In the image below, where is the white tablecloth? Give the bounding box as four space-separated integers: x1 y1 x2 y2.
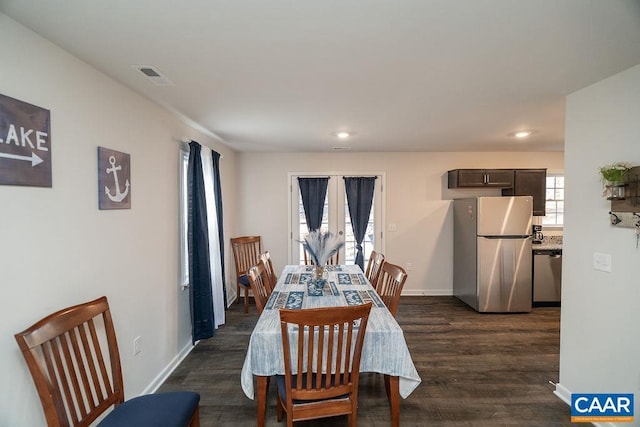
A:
241 265 421 399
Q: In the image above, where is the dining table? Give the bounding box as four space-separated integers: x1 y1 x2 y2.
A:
240 264 421 427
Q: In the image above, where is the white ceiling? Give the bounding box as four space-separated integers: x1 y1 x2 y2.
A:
1 0 640 153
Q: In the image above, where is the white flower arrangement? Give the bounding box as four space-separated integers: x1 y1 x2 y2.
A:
300 230 344 266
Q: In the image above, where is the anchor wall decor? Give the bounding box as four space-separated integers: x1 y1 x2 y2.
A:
98 147 131 210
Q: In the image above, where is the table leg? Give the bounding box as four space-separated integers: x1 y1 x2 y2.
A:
384 375 400 427
256 375 268 427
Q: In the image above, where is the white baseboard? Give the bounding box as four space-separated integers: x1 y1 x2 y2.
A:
554 383 616 427
553 382 572 405
142 340 197 395
401 289 453 296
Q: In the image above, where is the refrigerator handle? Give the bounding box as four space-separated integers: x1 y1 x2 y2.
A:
480 235 531 239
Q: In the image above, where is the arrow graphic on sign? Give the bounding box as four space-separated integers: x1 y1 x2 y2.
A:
0 151 43 166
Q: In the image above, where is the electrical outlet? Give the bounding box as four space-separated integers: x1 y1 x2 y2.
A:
133 336 141 356
406 262 413 271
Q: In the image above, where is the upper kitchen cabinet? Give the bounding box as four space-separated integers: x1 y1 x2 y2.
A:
448 169 514 188
448 168 547 216
502 169 547 216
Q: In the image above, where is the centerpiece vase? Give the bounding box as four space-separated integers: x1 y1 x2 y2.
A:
603 180 626 200
313 265 325 281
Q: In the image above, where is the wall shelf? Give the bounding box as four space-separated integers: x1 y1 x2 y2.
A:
609 166 640 228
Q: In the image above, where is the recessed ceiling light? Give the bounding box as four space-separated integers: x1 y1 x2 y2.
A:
508 129 536 139
333 131 353 140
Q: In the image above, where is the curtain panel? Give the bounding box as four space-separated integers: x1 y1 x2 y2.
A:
210 150 227 308
298 177 329 232
344 177 376 270
184 141 226 343
187 142 215 342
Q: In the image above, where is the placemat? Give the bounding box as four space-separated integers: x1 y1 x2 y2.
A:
336 273 367 285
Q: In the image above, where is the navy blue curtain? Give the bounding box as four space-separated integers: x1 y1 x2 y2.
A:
210 150 228 309
344 177 376 270
187 141 215 343
298 177 329 232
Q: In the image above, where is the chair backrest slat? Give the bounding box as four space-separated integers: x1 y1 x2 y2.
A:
87 318 115 400
68 326 95 419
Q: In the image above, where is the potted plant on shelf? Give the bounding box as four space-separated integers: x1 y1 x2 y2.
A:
599 162 631 200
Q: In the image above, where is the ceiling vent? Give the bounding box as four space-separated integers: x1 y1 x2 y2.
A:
132 65 174 86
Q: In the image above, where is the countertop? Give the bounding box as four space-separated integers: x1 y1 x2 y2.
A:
532 235 563 251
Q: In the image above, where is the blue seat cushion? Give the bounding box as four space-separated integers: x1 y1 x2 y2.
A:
239 274 250 287
98 391 199 427
276 374 349 404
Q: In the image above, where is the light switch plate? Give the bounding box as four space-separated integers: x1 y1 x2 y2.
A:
593 252 612 273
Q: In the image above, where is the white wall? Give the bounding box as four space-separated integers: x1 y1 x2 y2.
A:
557 64 640 417
236 151 564 295
0 14 236 426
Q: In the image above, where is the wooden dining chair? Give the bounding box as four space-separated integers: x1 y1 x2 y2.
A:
14 296 200 427
377 261 408 317
276 303 372 427
259 250 278 291
231 235 262 313
365 250 385 290
303 249 340 266
247 261 272 315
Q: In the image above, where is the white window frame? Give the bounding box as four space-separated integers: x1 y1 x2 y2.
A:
542 173 564 228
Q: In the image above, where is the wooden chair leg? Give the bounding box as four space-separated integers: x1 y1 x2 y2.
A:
236 284 241 304
384 374 391 403
244 286 249 313
276 394 283 421
189 405 200 427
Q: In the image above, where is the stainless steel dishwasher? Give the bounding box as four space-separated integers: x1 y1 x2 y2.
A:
532 249 562 306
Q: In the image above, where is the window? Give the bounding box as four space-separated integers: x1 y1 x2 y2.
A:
542 175 564 226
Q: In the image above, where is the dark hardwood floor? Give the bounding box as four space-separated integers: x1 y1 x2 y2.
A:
159 296 574 426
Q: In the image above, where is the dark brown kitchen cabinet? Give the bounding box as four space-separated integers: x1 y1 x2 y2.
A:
448 169 514 188
502 169 547 216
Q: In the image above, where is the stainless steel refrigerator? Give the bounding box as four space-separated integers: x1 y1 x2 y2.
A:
453 196 533 313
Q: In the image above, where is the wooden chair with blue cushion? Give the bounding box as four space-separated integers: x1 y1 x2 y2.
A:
248 260 272 315
365 250 385 291
276 303 372 427
231 235 262 313
259 250 278 292
376 261 408 317
14 296 200 427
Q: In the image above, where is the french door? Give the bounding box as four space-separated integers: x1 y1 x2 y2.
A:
288 172 384 267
